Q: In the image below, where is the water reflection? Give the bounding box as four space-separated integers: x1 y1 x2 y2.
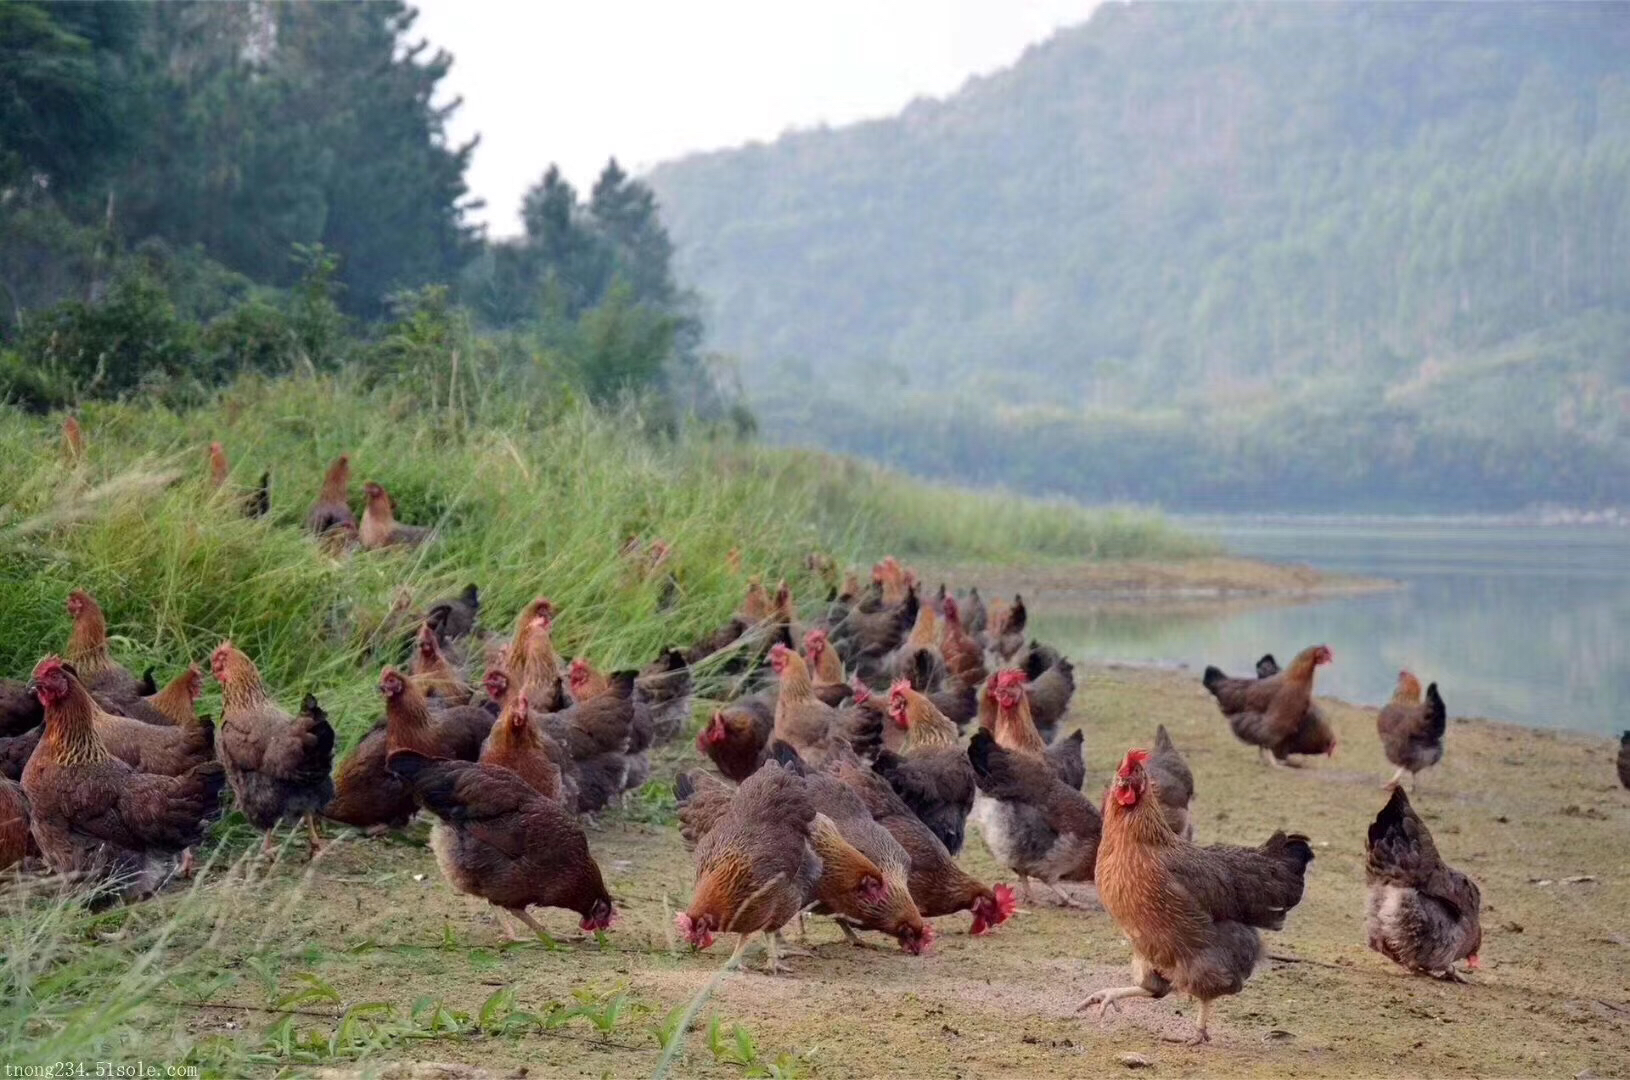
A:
1031 520 1630 736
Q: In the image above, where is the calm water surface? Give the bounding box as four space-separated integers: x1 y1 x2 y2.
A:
1029 519 1630 737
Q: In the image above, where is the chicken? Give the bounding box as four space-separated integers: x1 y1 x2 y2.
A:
387 749 614 940
803 629 853 708
939 595 988 688
1202 645 1334 765
306 454 356 536
1247 655 1338 762
1080 748 1315 1044
64 590 142 699
0 777 33 871
988 594 1028 661
360 481 432 550
926 677 978 731
1022 653 1077 745
323 667 492 831
1255 654 1279 679
696 700 773 783
62 414 85 461
960 587 989 638
425 582 481 648
968 730 1101 906
567 660 652 796
1378 671 1447 789
830 681 893 759
1366 786 1481 981
888 605 945 687
830 584 917 680
22 656 224 898
1 678 44 737
544 669 639 813
871 681 975 854
768 742 932 954
211 643 336 855
634 647 693 743
410 622 472 706
675 761 828 972
1620 731 1630 790
768 643 846 768
830 753 1017 935
480 692 566 803
141 666 205 727
509 606 569 713
479 669 579 807
982 669 1082 789
1147 725 1196 840
1 727 41 782
209 442 270 518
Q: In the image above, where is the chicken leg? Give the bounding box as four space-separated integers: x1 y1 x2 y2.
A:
1384 766 1407 789
507 906 554 943
1162 998 1213 1045
304 812 326 857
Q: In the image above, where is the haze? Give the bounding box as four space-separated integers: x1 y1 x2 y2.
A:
412 0 1100 236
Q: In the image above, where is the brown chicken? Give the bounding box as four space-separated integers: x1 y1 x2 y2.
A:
803 629 853 708
960 587 989 638
212 643 336 855
142 666 205 727
983 670 1082 789
323 667 492 831
1080 748 1314 1044
988 594 1028 661
939 595 988 688
968 730 1101 906
675 761 828 972
0 776 33 871
1377 671 1447 789
480 692 566 803
830 753 1017 935
544 669 639 813
510 607 569 713
888 605 945 686
411 622 472 706
360 481 432 549
388 749 614 940
62 414 85 461
479 669 579 807
1202 645 1334 765
767 742 932 954
567 660 652 796
1022 653 1077 745
696 700 773 783
768 643 846 767
306 455 356 536
674 768 736 849
872 681 975 854
1 678 45 737
1366 786 1482 981
208 442 269 518
64 590 142 698
23 657 224 897
1147 725 1196 840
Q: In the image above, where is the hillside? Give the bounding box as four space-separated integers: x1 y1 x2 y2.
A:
650 2 1630 511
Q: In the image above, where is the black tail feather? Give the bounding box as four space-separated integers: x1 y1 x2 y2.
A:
1202 665 1227 692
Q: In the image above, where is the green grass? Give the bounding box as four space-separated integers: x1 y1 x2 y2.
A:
0 371 1205 1072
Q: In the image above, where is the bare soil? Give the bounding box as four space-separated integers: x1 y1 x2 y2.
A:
146 659 1630 1079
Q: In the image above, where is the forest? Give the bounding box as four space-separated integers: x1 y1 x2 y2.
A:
650 2 1630 511
0 1 726 425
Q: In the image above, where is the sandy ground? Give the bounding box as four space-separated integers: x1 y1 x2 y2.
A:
144 661 1630 1079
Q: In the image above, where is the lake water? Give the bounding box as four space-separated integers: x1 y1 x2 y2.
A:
1029 519 1630 737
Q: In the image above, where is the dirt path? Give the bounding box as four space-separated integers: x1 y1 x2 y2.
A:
160 666 1629 1078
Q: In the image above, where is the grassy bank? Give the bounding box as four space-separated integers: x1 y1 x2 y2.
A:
0 375 1205 736
0 374 1212 1073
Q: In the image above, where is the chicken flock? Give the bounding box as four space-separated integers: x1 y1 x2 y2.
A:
0 436 1611 1050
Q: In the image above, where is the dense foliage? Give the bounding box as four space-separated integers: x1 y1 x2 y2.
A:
650 2 1630 510
0 1 710 417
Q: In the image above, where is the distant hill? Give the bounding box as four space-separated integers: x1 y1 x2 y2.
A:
650 2 1630 511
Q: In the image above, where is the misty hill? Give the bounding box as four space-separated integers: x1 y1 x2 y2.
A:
650 2 1630 511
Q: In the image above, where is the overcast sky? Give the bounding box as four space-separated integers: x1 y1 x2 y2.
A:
411 0 1102 237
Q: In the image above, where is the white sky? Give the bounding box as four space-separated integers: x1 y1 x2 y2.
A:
411 0 1102 237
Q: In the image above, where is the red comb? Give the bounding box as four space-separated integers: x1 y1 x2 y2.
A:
1117 749 1150 778
995 669 1026 689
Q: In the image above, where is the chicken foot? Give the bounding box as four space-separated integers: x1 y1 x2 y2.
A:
1161 999 1214 1045
505 906 553 943
773 930 814 958
834 919 883 950
1077 984 1155 1019
1041 880 1090 909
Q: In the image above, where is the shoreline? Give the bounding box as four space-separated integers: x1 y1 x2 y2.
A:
918 555 1396 602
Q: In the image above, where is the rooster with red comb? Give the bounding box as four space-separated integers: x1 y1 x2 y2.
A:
1079 747 1315 1045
